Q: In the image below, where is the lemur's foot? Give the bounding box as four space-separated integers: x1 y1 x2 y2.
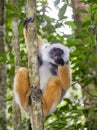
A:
24 17 34 28
31 86 42 101
27 86 42 105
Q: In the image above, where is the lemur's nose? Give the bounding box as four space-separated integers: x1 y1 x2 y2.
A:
54 55 61 60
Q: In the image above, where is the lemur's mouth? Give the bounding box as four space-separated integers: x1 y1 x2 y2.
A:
54 56 59 60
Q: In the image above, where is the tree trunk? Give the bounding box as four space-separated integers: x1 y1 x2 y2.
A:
71 0 88 23
26 0 44 129
0 0 7 129
12 0 22 130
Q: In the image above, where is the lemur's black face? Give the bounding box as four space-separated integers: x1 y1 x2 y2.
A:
50 47 64 65
41 43 69 66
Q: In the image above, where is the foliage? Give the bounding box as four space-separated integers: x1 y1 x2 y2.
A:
4 0 97 129
45 97 85 130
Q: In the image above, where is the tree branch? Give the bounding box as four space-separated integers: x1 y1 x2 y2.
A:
12 0 22 129
0 0 7 129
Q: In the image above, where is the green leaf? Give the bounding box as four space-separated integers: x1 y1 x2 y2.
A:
8 106 12 113
65 21 76 30
7 13 19 18
6 3 17 11
0 117 3 123
55 22 62 28
0 54 7 63
89 89 97 97
58 4 67 20
18 19 23 35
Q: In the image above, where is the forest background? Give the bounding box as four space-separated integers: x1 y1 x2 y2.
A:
0 0 97 129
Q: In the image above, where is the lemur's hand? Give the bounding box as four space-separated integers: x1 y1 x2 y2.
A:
31 86 42 101
24 17 34 28
54 57 64 66
27 86 42 105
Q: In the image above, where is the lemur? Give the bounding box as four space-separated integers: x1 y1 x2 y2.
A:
13 18 71 117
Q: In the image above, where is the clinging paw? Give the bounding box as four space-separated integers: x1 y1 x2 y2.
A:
32 86 42 101
26 86 42 105
24 17 34 28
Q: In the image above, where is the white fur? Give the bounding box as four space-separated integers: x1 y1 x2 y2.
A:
39 62 52 92
49 102 58 114
13 78 22 108
14 92 22 108
40 43 69 64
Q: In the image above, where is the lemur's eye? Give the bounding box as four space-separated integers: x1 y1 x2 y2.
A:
52 48 64 55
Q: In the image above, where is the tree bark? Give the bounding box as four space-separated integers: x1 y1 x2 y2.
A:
71 0 88 23
12 0 22 130
0 0 7 129
26 0 44 130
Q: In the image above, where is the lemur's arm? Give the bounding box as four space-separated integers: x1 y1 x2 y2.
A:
23 18 43 49
41 76 62 115
58 64 71 90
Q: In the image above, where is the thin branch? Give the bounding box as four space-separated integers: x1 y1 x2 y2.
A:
12 0 22 129
0 0 7 129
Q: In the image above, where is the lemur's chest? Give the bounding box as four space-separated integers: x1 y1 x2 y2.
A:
39 62 58 91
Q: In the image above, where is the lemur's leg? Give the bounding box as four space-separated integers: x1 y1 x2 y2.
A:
31 76 62 116
13 67 31 111
58 63 71 90
43 76 62 115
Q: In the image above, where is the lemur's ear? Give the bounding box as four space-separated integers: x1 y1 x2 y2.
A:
37 35 44 48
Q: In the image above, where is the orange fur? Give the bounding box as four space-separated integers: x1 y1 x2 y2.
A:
23 28 43 49
37 35 44 48
42 76 62 115
58 64 71 90
14 67 30 111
